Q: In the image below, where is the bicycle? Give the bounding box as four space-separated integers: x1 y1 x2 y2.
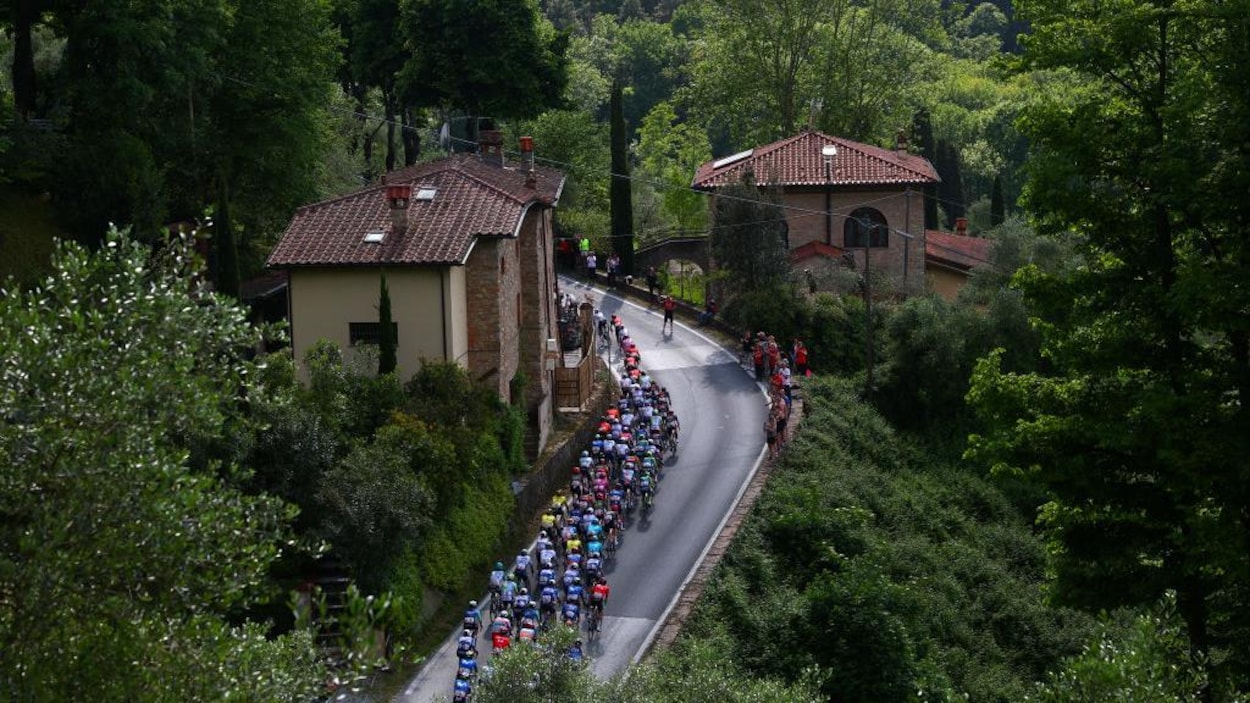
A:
586 605 603 640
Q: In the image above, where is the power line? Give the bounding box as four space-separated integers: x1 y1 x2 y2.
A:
238 74 999 265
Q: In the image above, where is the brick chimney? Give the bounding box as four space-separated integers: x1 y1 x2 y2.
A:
895 129 909 155
955 216 968 236
520 136 536 188
386 183 412 232
479 129 504 166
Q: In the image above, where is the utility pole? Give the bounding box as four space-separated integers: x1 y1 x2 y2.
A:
862 219 875 402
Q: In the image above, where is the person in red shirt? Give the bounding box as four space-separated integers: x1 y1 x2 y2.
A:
793 339 809 376
589 577 611 614
662 295 677 333
492 631 511 653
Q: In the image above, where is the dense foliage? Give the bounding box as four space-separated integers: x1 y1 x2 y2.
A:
469 625 820 702
0 231 326 700
682 375 1095 702
967 0 1250 696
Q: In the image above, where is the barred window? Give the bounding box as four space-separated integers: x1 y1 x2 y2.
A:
349 322 398 346
844 207 889 248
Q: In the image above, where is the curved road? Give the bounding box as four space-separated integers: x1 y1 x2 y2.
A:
397 279 766 701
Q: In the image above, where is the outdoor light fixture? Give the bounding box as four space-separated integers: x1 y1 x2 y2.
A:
822 144 837 245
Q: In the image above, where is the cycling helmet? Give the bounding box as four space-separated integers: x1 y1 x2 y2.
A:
494 561 504 570
462 630 472 637
469 600 478 608
519 588 529 596
581 450 589 457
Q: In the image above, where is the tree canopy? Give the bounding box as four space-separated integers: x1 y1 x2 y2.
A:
967 0 1250 694
0 230 324 700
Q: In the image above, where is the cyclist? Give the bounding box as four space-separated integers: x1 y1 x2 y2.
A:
499 575 518 612
594 308 607 340
564 569 583 599
517 622 537 644
562 599 581 627
453 676 473 702
538 581 560 622
584 551 603 583
568 638 584 663
514 550 532 590
589 576 610 615
665 411 680 446
638 470 655 508
490 609 512 638
491 629 511 654
457 656 478 682
538 541 557 570
462 600 482 636
520 598 541 631
538 564 557 591
456 629 477 659
488 562 506 593
578 449 594 471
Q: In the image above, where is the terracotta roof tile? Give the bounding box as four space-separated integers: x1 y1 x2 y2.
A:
267 154 565 268
790 240 848 263
925 229 993 271
692 131 939 190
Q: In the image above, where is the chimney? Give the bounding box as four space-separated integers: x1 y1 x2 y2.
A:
895 129 909 154
520 136 536 188
386 183 412 232
479 129 504 166
955 216 968 236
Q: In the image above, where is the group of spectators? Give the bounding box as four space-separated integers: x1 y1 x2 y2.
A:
739 332 809 456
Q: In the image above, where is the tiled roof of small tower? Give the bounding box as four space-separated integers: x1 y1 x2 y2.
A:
692 130 939 189
925 229 993 271
267 154 565 268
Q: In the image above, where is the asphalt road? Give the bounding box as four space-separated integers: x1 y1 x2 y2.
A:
395 279 768 702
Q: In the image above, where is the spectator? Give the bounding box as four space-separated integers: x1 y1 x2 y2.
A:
586 251 598 280
661 295 677 333
792 339 809 377
646 267 659 302
697 298 718 326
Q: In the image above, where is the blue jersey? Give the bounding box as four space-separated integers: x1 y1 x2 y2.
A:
562 603 580 621
540 586 559 605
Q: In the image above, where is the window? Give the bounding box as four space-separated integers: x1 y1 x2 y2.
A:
349 322 398 346
844 207 889 248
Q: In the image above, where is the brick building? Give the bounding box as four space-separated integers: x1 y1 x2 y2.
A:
692 130 940 293
267 133 565 454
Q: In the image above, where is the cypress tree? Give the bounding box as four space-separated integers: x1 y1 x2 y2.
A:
935 140 965 228
378 273 397 375
214 173 240 299
912 109 939 230
610 81 635 275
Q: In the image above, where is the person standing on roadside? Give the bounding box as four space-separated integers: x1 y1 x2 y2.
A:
662 295 676 333
792 338 809 377
646 267 660 302
586 251 597 281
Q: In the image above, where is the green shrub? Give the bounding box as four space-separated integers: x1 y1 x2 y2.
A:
418 473 514 593
680 375 1096 701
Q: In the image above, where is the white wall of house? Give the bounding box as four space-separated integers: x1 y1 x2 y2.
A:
288 266 467 381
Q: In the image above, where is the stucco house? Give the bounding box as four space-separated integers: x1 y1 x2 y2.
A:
267 132 565 453
925 222 994 300
692 130 940 293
